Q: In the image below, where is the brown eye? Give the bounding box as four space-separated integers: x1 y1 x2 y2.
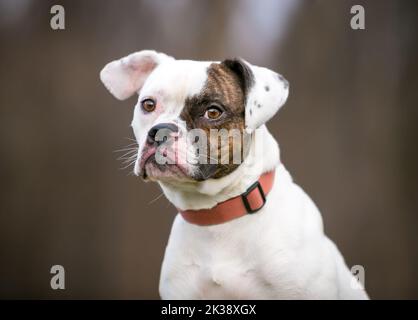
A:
141 98 156 112
204 106 223 120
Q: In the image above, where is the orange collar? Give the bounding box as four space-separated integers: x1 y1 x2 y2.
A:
178 171 275 226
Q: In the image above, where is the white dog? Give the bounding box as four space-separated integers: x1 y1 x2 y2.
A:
100 50 369 299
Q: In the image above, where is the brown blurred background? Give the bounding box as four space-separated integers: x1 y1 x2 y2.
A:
0 0 417 299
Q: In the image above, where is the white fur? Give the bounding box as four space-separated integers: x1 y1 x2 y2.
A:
100 50 369 299
100 50 174 100
243 62 289 131
130 59 212 178
159 128 368 299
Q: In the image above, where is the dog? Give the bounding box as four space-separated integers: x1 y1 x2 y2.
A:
100 50 369 299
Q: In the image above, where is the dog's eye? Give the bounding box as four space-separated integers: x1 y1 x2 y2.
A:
204 106 223 120
141 98 156 112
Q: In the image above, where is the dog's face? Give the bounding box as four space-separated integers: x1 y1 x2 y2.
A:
100 50 289 183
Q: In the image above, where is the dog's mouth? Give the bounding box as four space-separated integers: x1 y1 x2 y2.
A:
139 147 156 176
139 147 190 182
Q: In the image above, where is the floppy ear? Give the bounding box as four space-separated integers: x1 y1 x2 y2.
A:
222 58 289 131
100 50 174 100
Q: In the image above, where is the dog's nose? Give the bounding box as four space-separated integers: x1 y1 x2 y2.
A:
147 123 179 146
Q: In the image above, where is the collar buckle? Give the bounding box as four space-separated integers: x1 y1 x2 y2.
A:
241 180 266 214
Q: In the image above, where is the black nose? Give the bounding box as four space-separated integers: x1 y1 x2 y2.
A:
147 123 179 146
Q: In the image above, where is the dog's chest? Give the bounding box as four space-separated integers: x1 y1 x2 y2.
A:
202 252 273 299
162 250 272 299
159 216 279 299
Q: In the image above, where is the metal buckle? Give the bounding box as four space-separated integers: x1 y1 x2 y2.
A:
241 180 266 214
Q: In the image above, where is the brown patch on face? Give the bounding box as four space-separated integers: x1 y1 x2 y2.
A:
180 59 253 180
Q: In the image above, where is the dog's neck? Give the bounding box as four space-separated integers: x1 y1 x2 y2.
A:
158 126 280 211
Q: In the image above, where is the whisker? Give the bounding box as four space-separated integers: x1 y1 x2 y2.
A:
148 192 165 205
120 159 137 170
113 146 138 153
117 151 138 161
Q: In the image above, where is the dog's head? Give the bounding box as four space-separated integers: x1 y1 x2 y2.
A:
100 50 289 183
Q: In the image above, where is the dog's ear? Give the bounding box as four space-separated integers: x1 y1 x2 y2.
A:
100 50 174 100
222 58 289 131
